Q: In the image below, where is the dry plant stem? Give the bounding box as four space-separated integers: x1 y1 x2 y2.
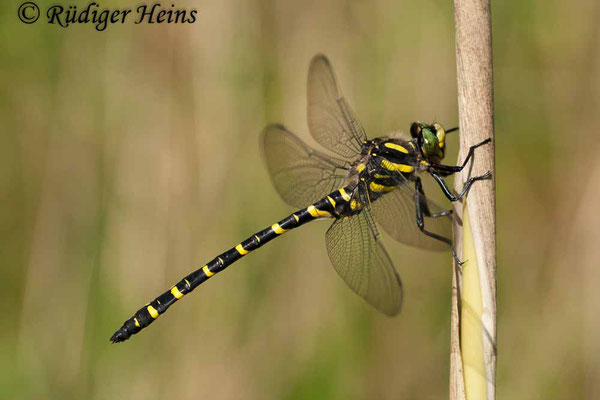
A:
450 0 496 400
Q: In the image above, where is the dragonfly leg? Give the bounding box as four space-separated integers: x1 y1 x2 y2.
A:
429 138 491 176
429 170 491 202
414 178 464 265
414 178 452 246
414 178 452 218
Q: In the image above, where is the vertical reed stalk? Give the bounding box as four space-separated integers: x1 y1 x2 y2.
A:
450 0 496 399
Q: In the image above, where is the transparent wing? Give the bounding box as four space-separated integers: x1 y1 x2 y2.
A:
325 192 402 316
260 124 350 209
370 176 452 251
307 54 366 159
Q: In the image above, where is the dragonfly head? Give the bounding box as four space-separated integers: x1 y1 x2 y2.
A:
411 122 452 163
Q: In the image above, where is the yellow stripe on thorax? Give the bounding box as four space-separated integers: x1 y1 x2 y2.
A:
381 159 414 173
374 173 391 179
350 199 362 210
384 142 409 153
369 181 395 193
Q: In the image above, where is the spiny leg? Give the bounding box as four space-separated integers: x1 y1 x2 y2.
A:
428 138 491 176
425 138 491 263
413 178 462 264
429 170 491 202
412 177 452 218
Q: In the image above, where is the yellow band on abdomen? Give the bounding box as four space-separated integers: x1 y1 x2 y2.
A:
271 223 286 234
203 265 214 277
171 286 183 299
235 244 249 255
339 188 351 201
147 305 159 319
307 205 331 218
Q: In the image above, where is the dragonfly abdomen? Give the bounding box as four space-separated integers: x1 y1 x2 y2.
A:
110 187 353 343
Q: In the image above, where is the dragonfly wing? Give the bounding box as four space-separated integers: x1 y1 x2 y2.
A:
370 176 452 251
307 54 366 159
261 124 350 209
325 193 402 316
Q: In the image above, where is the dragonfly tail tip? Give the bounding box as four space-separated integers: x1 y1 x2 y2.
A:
110 327 130 344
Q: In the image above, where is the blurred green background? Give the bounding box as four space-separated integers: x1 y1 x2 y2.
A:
2 0 600 398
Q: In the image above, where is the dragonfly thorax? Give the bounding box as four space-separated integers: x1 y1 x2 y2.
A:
340 137 422 210
368 137 421 176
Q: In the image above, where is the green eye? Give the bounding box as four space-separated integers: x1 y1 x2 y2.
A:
422 129 438 156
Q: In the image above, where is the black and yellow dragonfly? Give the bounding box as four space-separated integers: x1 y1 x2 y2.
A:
110 54 490 343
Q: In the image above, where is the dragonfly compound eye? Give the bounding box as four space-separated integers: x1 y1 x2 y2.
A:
433 123 446 149
422 128 439 157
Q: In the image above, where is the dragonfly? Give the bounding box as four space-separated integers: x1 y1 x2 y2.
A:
110 54 491 343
